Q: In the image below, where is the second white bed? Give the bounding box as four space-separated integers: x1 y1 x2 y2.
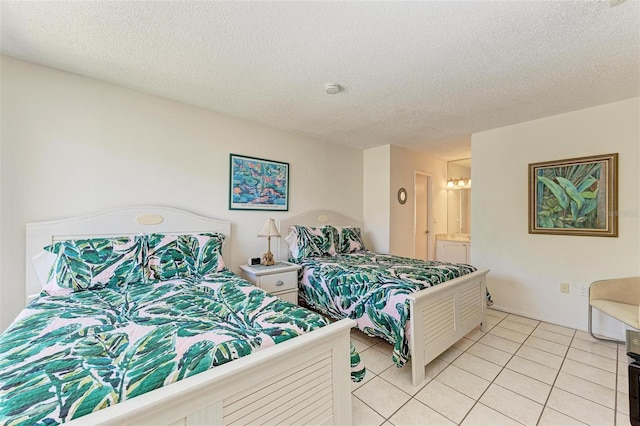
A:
280 209 489 387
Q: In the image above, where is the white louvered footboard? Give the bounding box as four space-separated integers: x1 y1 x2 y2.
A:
223 351 335 425
69 319 354 426
408 269 489 387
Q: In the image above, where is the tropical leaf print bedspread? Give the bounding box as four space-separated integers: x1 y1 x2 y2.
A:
296 252 484 366
0 271 364 425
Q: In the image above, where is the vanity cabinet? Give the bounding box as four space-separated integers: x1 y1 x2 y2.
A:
436 240 471 264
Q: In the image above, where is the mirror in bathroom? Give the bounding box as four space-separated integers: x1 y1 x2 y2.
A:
447 158 471 235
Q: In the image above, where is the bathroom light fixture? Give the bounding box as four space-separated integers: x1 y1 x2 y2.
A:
447 177 471 189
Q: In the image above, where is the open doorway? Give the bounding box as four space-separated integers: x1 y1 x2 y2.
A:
414 171 433 260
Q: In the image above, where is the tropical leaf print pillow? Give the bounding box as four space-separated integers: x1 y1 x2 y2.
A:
145 233 226 281
335 226 366 253
286 225 336 260
44 236 143 294
144 234 197 281
195 233 226 276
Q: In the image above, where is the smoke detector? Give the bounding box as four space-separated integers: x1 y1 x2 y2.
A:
324 83 342 95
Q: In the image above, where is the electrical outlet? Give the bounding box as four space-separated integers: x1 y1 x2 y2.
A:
560 282 570 294
579 286 588 297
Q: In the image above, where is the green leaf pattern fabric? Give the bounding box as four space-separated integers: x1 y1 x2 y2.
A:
0 271 364 424
334 226 366 253
43 236 143 294
144 233 226 281
296 252 489 366
286 226 336 260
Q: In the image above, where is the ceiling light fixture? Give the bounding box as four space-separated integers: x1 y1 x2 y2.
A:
324 83 342 95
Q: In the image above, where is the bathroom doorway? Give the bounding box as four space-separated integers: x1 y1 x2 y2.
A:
414 171 433 261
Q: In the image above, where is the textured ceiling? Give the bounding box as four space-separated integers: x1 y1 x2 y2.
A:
1 1 639 160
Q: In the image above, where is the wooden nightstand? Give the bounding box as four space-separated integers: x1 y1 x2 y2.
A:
239 261 301 305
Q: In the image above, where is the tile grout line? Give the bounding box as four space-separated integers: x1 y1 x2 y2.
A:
352 337 425 424
479 316 624 425
351 311 626 425
371 362 428 424
536 327 579 425
559 337 623 413
456 313 538 425
488 316 622 424
448 315 605 425
613 342 627 426
405 313 524 425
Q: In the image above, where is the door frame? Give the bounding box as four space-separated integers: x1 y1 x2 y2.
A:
413 171 434 260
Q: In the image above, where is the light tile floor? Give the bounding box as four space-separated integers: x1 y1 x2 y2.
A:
350 308 631 426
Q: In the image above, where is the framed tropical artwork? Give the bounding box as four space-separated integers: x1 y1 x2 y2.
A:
229 154 289 211
528 153 618 237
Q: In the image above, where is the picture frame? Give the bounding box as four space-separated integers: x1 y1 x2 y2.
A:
528 153 618 237
229 154 289 211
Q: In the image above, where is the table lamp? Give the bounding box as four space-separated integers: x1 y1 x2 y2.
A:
258 218 280 266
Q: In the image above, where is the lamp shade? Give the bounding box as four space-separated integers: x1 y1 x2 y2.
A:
258 218 281 238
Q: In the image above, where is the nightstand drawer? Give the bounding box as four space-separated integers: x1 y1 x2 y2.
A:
276 289 298 305
258 271 297 293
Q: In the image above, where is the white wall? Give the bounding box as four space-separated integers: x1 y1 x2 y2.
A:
363 145 390 252
0 56 363 330
472 98 640 339
389 145 447 259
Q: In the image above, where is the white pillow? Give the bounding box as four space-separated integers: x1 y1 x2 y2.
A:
31 250 57 288
285 227 302 259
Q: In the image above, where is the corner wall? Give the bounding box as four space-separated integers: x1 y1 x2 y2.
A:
363 145 391 252
0 56 363 330
389 145 447 259
472 98 640 339
363 144 448 259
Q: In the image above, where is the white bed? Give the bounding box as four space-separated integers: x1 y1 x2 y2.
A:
280 210 489 387
22 205 354 425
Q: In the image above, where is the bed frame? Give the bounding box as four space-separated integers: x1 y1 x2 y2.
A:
280 210 489 387
24 206 354 425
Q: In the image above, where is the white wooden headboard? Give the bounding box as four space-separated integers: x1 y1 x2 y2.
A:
25 205 231 304
278 210 362 259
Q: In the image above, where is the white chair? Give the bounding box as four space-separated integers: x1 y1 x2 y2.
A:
588 276 640 342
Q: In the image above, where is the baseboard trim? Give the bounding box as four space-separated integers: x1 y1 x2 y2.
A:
489 304 626 341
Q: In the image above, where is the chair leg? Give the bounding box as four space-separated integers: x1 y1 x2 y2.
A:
588 305 625 344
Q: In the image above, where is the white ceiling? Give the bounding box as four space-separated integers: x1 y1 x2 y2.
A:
1 1 638 160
